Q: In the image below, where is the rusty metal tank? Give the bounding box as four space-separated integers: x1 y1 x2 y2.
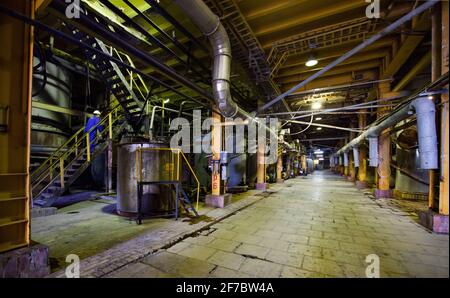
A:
116 137 176 216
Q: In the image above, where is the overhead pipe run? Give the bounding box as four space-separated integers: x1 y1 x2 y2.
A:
337 97 439 170
175 0 238 118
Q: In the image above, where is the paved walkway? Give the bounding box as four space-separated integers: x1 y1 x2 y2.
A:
107 171 449 278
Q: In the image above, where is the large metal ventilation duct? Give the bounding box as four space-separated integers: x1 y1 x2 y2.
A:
175 0 238 118
337 97 438 170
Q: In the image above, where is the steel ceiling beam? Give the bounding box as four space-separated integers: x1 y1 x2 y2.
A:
257 0 438 114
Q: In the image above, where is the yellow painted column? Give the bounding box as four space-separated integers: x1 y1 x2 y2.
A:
376 81 393 198
256 137 266 189
0 0 34 252
276 152 283 183
357 112 367 187
301 155 307 174
439 0 449 215
211 110 221 196
348 124 356 181
429 2 441 209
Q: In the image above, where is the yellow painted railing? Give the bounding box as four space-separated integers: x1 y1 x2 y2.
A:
30 105 124 198
136 148 200 211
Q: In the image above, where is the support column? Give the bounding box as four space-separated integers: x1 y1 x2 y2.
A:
428 2 442 209
205 109 232 208
211 110 221 196
419 1 449 234
348 123 356 182
343 152 349 176
0 0 50 277
301 155 307 175
276 151 283 183
105 140 113 192
439 0 449 218
357 112 368 188
375 81 393 198
255 136 267 190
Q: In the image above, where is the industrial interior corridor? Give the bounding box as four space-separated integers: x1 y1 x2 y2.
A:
106 171 449 278
2 0 450 281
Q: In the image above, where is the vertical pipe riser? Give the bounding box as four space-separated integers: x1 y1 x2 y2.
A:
353 147 360 168
369 137 378 167
411 97 439 169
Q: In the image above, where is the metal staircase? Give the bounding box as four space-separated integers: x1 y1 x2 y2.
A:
70 26 149 130
29 18 158 207
31 105 126 207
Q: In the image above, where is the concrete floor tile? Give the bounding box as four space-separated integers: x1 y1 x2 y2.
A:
208 266 252 278
309 237 340 249
265 250 303 268
302 256 344 277
206 238 242 252
211 229 238 240
232 234 264 245
280 266 328 278
207 251 246 271
258 237 290 251
239 258 283 277
235 243 270 259
288 243 323 258
280 233 309 245
106 262 174 278
183 235 215 246
255 229 281 239
176 244 217 261
167 241 191 254
140 251 187 273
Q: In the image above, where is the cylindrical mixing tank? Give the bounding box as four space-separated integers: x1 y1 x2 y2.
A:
31 57 72 151
116 138 176 216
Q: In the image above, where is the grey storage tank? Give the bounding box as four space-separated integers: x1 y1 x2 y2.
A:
116 137 176 217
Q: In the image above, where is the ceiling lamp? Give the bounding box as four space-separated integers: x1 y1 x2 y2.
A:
315 117 322 121
305 56 318 67
311 102 322 110
316 127 322 130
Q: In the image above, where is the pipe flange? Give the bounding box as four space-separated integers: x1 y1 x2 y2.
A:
204 15 221 37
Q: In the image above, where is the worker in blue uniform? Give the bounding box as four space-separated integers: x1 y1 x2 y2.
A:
85 110 103 154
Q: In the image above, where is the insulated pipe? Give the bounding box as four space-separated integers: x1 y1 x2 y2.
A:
353 147 360 168
257 0 438 113
410 97 438 169
338 97 439 169
175 0 238 118
343 152 349 167
338 103 413 154
368 137 379 167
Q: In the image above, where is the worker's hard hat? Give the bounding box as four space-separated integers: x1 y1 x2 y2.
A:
93 110 101 115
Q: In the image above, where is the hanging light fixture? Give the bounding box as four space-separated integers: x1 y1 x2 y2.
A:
311 101 322 110
305 43 319 67
305 54 318 67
